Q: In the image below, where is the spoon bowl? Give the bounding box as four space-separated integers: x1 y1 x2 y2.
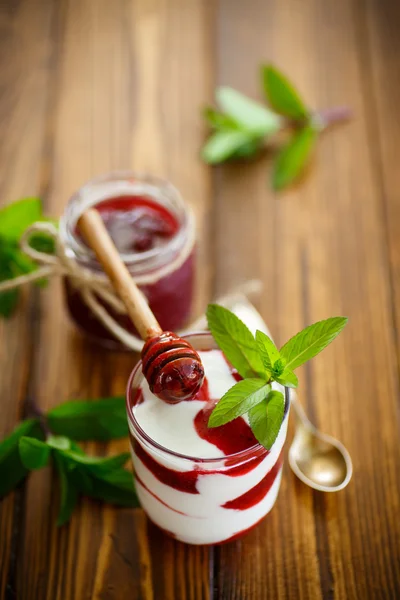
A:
289 392 353 492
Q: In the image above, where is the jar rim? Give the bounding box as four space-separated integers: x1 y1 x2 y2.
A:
60 171 193 272
126 331 290 464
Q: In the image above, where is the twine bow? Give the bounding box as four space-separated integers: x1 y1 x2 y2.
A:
0 222 262 351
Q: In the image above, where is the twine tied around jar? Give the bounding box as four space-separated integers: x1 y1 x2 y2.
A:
0 221 262 351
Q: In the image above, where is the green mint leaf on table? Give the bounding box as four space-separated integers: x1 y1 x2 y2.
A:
0 243 24 317
28 220 58 255
280 317 348 371
261 65 308 120
0 265 19 317
0 198 56 318
0 419 44 497
249 390 285 449
255 330 280 375
0 198 42 240
229 138 264 159
47 435 71 450
19 437 51 470
61 450 130 475
208 379 271 428
201 130 256 165
206 304 264 378
46 396 128 441
85 468 139 508
203 106 238 130
272 125 317 191
0 413 139 523
217 87 281 136
53 453 79 526
202 63 350 190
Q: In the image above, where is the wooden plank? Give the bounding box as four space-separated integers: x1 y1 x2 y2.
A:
0 0 56 597
214 0 400 598
10 0 214 598
364 1 400 363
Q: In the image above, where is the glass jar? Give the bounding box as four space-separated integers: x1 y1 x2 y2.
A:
59 172 196 349
126 332 290 545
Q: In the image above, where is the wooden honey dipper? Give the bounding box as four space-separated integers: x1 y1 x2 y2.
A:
78 208 205 403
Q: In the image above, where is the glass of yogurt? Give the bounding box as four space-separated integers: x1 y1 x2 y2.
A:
126 332 290 545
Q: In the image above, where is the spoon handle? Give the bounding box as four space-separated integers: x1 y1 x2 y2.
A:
289 391 314 429
78 208 162 341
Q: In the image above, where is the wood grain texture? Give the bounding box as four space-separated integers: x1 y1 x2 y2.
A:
0 1 56 598
0 0 399 599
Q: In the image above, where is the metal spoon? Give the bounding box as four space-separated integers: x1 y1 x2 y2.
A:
289 391 353 492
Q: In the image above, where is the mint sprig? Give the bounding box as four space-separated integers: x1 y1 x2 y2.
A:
0 198 56 318
201 63 351 190
0 395 138 525
207 305 348 450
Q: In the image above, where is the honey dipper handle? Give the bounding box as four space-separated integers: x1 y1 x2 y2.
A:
78 208 162 341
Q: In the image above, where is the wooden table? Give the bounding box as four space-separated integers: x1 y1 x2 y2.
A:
1 1 400 598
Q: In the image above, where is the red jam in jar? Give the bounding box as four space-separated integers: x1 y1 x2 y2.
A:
60 172 196 349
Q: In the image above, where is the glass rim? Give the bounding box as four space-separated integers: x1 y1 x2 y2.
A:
126 331 290 464
60 170 193 270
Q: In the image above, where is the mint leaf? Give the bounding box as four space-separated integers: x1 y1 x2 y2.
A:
255 330 280 375
202 130 254 164
275 368 298 388
28 220 57 255
0 198 42 241
46 396 128 441
261 65 308 120
208 379 270 428
272 126 317 191
66 462 94 492
216 87 281 135
206 304 264 378
61 450 130 475
47 435 71 450
248 390 285 450
230 138 264 159
280 317 348 371
0 419 44 497
69 440 85 455
0 286 19 318
203 106 238 130
53 453 79 526
19 437 50 470
83 468 139 508
0 246 20 317
0 199 56 318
